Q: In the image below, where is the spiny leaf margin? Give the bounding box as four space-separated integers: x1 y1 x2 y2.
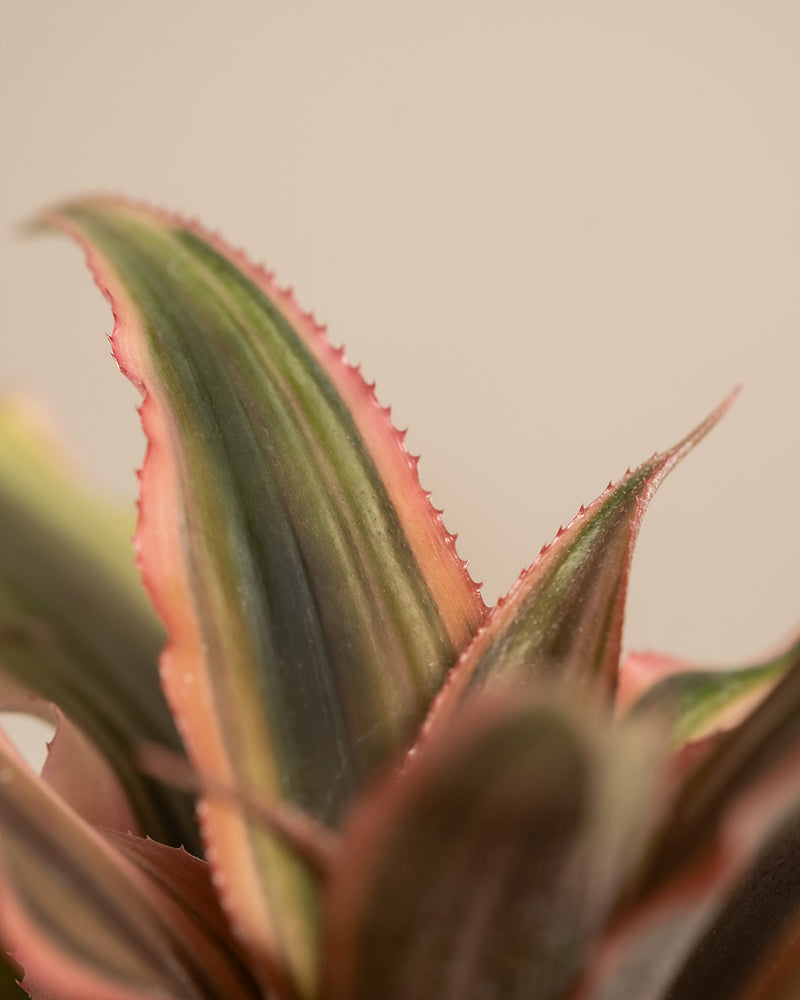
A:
425 390 738 731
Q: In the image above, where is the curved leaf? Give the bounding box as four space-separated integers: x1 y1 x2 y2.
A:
620 632 800 747
42 197 485 996
425 392 736 731
0 949 26 999
323 696 664 1000
569 658 800 994
659 809 800 1000
0 729 263 1000
570 741 800 1000
1 695 137 833
631 645 800 900
0 400 197 850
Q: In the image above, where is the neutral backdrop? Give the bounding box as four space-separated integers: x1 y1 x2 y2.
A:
3 1 799 763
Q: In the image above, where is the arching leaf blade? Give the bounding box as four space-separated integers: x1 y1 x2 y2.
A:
621 631 800 747
570 737 800 1000
42 196 485 997
426 392 737 731
630 643 800 902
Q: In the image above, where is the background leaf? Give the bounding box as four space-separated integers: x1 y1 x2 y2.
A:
0 400 197 851
632 648 800 900
620 631 800 746
0 730 262 1000
573 655 800 1000
0 949 26 1000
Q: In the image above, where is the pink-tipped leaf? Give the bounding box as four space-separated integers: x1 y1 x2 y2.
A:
42 197 485 996
0 729 263 1000
630 637 800 900
426 392 737 731
619 630 800 747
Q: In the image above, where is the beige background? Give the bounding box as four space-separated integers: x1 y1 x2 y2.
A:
2 2 799 762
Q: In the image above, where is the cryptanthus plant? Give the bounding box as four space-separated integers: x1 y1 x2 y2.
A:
0 199 799 1000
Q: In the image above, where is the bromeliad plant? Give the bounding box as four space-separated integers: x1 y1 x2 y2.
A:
1 199 800 1000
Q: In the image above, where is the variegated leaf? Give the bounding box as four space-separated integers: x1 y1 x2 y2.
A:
0 697 138 834
620 631 800 747
324 696 663 1000
571 654 800 999
426 392 736 731
42 197 485 997
632 646 800 899
0 400 197 850
0 728 262 1000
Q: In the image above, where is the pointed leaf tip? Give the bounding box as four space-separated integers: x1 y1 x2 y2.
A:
425 391 737 732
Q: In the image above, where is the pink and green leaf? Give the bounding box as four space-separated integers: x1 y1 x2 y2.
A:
0 728 262 1000
42 197 485 996
619 631 800 747
630 645 800 900
0 693 138 834
0 400 197 850
323 696 664 1000
570 713 800 1000
425 394 736 732
568 656 800 995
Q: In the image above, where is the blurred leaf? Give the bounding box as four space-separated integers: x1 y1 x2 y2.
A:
0 728 262 1000
0 949 26 999
659 809 800 1000
0 698 137 834
621 632 800 746
0 400 197 850
633 647 800 899
570 794 800 1000
573 655 800 999
324 696 663 1000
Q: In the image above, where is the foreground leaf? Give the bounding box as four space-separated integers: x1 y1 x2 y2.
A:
426 392 736 731
43 197 485 997
0 400 197 850
0 729 262 1000
324 696 663 1000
